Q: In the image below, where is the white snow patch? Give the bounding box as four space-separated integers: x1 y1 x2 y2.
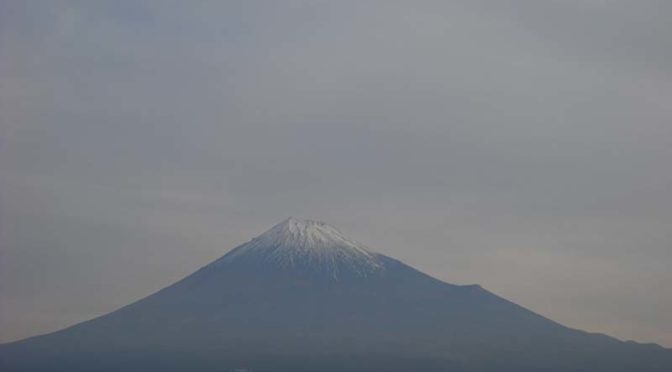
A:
219 217 384 277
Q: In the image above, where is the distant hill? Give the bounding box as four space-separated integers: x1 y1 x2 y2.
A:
2 217 671 371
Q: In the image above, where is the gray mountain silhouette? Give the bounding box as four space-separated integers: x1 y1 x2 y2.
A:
2 218 671 371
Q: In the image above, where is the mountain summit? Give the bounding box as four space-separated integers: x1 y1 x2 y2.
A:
216 217 384 278
2 218 671 372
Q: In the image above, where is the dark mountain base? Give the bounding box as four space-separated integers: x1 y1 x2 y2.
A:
2 353 463 372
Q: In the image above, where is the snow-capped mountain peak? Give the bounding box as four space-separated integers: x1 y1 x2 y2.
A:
217 217 384 278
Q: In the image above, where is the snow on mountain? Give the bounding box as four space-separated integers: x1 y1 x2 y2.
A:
214 217 384 278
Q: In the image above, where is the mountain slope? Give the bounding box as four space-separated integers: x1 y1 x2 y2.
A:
2 218 671 372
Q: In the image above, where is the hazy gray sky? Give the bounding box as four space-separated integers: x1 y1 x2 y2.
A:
1 0 671 347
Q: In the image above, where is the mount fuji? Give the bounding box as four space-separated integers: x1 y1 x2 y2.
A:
1 217 671 371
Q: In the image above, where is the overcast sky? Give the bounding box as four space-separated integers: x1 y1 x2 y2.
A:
1 0 671 347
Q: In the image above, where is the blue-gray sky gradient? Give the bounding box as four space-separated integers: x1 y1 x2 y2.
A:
1 0 671 346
